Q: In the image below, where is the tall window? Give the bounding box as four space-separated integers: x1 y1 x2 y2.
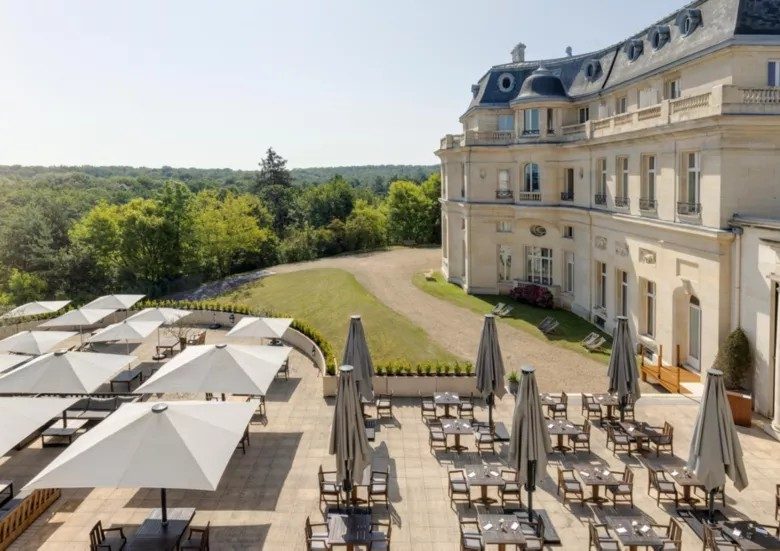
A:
526 246 553 285
498 246 512 281
563 168 575 199
596 158 607 202
546 109 554 133
460 162 466 198
596 261 607 309
680 152 700 213
617 270 628 316
615 96 627 114
524 163 540 192
579 107 590 123
564 252 575 293
641 155 657 208
497 220 512 233
498 114 514 132
769 61 780 87
688 296 702 370
498 169 510 191
523 109 540 134
644 280 656 337
616 156 629 200
665 78 681 99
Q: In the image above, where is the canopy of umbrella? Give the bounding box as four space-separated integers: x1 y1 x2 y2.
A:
0 353 32 374
0 397 78 457
342 315 374 402
508 366 551 521
88 320 162 353
82 294 145 311
226 316 293 340
0 330 77 355
135 343 291 398
330 365 371 506
0 300 71 320
127 307 192 325
39 308 118 343
475 314 506 428
25 400 258 524
687 368 748 522
606 316 641 421
0 351 135 395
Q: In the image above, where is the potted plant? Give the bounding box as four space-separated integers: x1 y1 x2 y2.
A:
713 328 753 427
507 370 520 395
454 363 463 377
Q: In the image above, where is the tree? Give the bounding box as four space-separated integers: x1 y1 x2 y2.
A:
5 268 47 304
303 176 355 227
385 180 434 244
257 184 300 235
156 180 194 274
420 172 442 244
255 147 292 190
713 328 752 390
68 201 123 287
118 198 179 287
344 200 388 251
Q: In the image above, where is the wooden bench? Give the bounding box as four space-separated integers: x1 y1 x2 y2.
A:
0 488 61 550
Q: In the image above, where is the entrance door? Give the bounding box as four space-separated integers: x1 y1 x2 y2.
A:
687 296 702 371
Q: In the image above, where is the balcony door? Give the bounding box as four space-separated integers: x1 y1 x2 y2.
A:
687 296 702 371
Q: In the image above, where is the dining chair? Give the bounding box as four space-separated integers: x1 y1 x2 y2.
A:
605 466 634 508
497 469 522 507
587 521 619 550
557 467 583 506
647 467 678 508
448 469 471 509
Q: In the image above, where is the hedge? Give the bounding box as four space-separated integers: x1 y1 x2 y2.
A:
509 282 554 309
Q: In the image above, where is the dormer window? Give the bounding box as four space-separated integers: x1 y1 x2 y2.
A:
648 26 670 50
584 60 602 82
498 73 515 92
624 39 644 62
471 84 480 98
676 9 702 37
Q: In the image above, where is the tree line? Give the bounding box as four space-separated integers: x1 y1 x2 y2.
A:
0 149 440 304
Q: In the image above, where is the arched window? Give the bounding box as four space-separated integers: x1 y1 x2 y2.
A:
524 163 540 192
688 295 702 370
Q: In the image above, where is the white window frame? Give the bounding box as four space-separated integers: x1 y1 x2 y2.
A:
665 77 681 99
563 225 574 239
526 246 553 286
460 162 466 198
770 61 780 87
683 152 700 206
564 252 575 294
644 280 656 338
617 270 629 317
597 158 607 195
523 109 540 134
497 220 512 233
616 96 627 115
524 163 540 192
498 169 510 191
498 114 514 132
596 261 607 309
578 107 590 124
565 168 575 196
642 155 656 201
616 156 629 199
546 108 555 133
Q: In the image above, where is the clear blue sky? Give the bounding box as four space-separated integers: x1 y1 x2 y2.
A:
0 0 684 169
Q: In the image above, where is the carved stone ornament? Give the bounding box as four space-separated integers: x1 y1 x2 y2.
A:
639 248 656 264
530 225 547 237
615 243 629 257
594 236 607 250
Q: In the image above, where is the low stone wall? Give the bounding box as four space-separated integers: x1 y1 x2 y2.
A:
0 320 41 340
323 375 477 397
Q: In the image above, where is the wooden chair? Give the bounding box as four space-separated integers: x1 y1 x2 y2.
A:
622 396 635 420
703 522 737 550
428 420 447 452
517 515 545 551
180 521 211 550
649 422 674 456
89 521 126 551
277 359 290 380
474 425 495 455
569 419 591 453
305 515 332 550
368 520 392 550
235 427 250 454
318 465 341 510
605 466 634 508
420 393 437 420
448 469 471 509
375 393 393 418
606 424 633 456
588 521 619 550
581 395 603 423
550 392 568 419
459 519 484 550
650 518 682 551
368 468 389 507
557 467 584 506
497 469 522 507
647 467 678 508
458 394 474 419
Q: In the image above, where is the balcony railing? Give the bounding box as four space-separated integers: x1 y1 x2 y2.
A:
614 196 630 208
522 129 540 136
517 191 541 201
560 191 574 201
677 202 702 216
594 194 607 206
639 198 657 211
495 189 513 199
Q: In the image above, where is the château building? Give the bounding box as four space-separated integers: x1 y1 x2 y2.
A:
436 0 780 431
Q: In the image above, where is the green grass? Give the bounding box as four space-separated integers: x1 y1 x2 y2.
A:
223 268 457 364
412 272 612 364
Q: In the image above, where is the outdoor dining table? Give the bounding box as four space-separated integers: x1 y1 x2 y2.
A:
434 392 461 418
125 507 195 550
545 418 581 453
592 393 620 420
464 464 505 505
477 513 526 551
721 520 780 550
441 419 472 453
154 337 180 360
668 467 701 504
605 515 664 551
574 462 620 505
618 421 652 452
110 365 145 392
327 512 372 550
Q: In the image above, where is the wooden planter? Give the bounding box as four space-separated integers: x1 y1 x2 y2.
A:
726 390 752 427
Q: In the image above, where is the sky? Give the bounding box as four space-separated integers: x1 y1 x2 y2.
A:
0 0 686 170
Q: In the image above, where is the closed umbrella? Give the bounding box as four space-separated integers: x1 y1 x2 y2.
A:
135 343 292 399
606 316 641 421
342 315 374 402
687 369 748 522
226 316 293 340
25 400 258 524
475 314 506 429
0 330 77 355
0 300 71 320
508 366 551 521
40 308 117 344
329 365 371 507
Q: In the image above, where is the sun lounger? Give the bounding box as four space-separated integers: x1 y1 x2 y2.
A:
67 395 139 421
496 305 514 317
583 336 606 352
491 303 506 315
425 270 436 281
580 332 600 346
537 317 560 334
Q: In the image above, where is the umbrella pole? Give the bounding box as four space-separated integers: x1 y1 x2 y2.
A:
343 461 352 512
161 488 168 526
487 393 494 430
526 460 536 522
619 397 626 422
708 489 716 523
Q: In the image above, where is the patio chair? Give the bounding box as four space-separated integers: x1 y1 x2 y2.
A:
305 516 332 550
606 424 634 456
549 392 568 419
375 393 393 418
458 393 474 419
490 303 506 315
497 469 522 508
277 359 290 380
557 467 584 507
305 516 329 540
459 519 484 550
497 304 514 317
180 521 210 550
517 514 545 551
584 336 607 352
588 522 619 551
647 467 678 508
368 468 389 507
89 521 126 551
703 522 737 550
420 393 437 420
581 332 600 346
318 465 341 510
448 469 471 509
649 518 683 551
368 520 392 550
648 422 674 456
622 395 635 420
235 427 250 454
581 394 603 423
569 418 591 453
428 420 447 452
474 425 495 455
605 466 634 508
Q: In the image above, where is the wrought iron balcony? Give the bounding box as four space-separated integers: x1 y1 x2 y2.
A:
677 202 702 215
495 189 513 199
614 196 630 208
560 191 574 201
639 198 657 211
594 194 607 206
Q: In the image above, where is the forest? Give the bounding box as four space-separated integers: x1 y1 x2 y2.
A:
0 150 440 305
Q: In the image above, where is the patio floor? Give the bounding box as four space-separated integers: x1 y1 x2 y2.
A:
3 328 779 550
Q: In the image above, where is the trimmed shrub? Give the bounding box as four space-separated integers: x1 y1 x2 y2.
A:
713 327 752 390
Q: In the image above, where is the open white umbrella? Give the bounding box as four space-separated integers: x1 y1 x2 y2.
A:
39 308 117 343
342 315 374 402
0 351 135 394
0 330 77 355
135 343 291 398
88 320 161 353
226 316 293 340
607 316 641 421
0 353 32 374
25 400 258 524
127 307 192 325
83 294 145 310
0 300 71 320
475 314 506 429
0 396 78 457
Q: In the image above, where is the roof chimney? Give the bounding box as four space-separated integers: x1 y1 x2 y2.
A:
511 43 526 63
565 46 573 57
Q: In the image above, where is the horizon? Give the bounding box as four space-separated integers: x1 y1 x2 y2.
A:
1 0 684 169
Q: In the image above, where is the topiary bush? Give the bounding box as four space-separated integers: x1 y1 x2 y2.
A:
712 327 752 390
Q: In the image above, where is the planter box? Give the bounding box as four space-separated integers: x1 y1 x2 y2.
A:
322 375 477 398
726 390 752 427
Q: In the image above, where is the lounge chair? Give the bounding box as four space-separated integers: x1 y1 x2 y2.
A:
583 336 606 352
496 304 514 317
581 332 600 346
490 302 506 315
424 270 436 281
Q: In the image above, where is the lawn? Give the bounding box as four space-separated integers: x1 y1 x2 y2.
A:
223 268 458 364
412 272 612 364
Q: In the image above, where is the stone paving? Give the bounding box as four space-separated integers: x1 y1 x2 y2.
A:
3 328 780 550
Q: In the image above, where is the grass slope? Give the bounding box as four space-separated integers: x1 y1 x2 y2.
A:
412 272 612 364
223 268 457 364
